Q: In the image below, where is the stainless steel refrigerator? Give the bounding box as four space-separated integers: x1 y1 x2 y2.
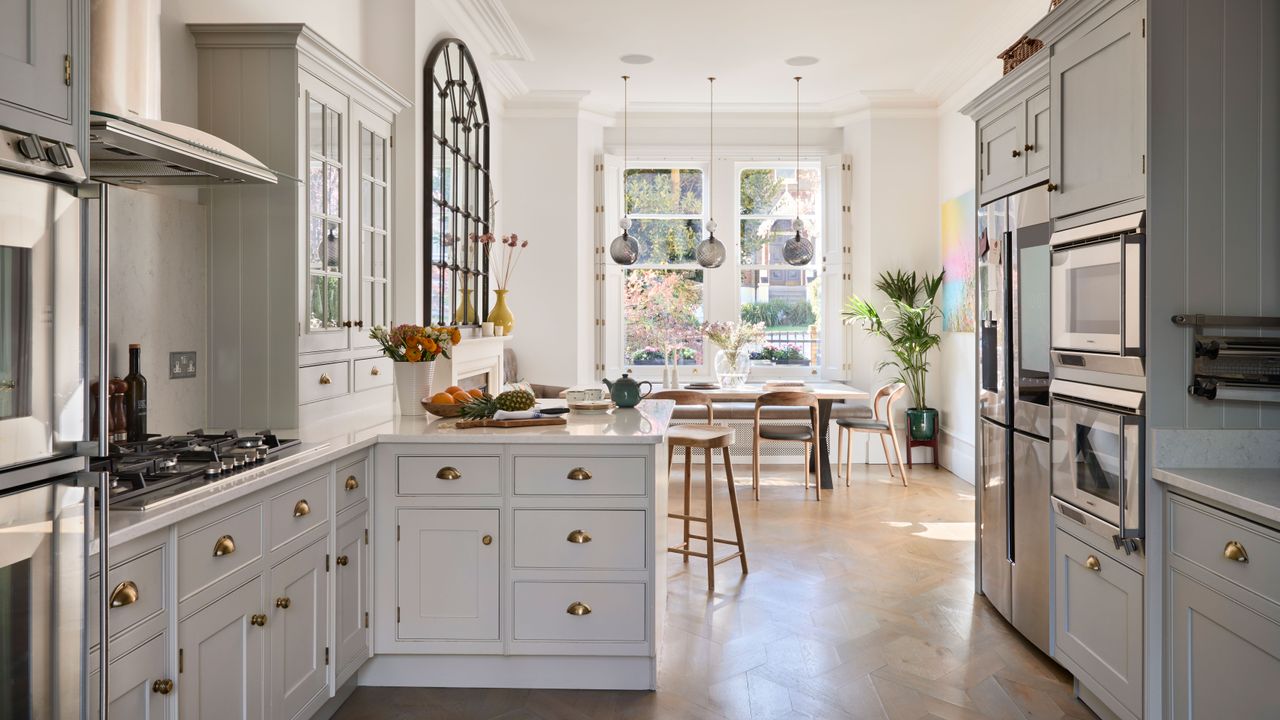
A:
977 187 1053 655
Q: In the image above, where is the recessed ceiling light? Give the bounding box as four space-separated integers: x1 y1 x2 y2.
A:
785 56 819 66
620 54 654 65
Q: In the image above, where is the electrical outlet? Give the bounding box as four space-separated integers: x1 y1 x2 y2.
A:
169 351 197 379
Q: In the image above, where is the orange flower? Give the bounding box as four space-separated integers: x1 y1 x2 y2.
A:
404 346 422 362
450 328 462 345
423 338 438 354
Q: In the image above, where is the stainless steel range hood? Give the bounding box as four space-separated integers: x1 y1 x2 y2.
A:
88 0 276 186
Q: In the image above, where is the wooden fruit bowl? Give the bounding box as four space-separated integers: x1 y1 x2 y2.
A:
420 401 464 418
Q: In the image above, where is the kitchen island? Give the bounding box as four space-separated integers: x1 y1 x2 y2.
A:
91 401 674 719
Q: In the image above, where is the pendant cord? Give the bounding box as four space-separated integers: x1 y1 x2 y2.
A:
622 75 629 221
794 76 801 212
708 76 715 230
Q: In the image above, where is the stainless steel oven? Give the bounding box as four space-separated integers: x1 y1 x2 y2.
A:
1050 379 1144 545
1050 212 1143 363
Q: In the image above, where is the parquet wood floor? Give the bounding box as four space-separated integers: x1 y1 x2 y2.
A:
334 463 1089 720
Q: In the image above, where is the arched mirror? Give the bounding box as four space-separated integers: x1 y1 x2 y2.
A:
425 38 491 326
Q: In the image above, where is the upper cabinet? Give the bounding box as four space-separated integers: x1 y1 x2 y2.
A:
966 54 1052 205
190 24 407 429
0 0 84 147
1049 0 1147 220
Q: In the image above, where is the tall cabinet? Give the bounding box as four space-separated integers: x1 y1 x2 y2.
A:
190 24 407 429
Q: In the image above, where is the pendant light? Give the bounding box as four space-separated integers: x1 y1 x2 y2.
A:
609 75 640 265
695 77 726 268
782 75 814 266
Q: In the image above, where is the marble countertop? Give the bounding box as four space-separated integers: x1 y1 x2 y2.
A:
101 400 674 549
1153 467 1280 528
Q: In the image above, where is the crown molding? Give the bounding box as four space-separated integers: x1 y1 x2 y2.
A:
435 0 534 62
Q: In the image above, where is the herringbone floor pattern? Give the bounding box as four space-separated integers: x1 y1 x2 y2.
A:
334 463 1090 720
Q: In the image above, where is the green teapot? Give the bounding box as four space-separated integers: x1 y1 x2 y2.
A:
602 373 652 408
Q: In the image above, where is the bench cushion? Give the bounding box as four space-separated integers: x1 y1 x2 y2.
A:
670 401 872 421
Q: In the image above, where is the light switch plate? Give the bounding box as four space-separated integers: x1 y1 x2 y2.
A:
170 351 197 379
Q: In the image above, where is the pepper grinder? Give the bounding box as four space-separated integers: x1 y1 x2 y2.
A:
109 377 128 443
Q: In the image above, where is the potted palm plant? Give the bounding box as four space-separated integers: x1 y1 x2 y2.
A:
843 270 945 440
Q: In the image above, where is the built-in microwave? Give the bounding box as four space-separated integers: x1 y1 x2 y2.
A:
1050 212 1144 364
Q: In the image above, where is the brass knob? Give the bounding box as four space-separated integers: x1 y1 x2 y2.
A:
152 679 174 695
342 320 354 328
336 554 349 566
1024 143 1034 151
371 366 380 376
275 596 291 609
482 534 493 546
566 602 592 616
319 373 333 385
1224 540 1249 563
1046 182 1058 192
566 467 592 481
566 530 592 544
109 580 139 608
1011 149 1021 158
1085 555 1101 572
436 466 462 480
250 613 267 627
355 320 364 328
345 475 360 491
293 498 311 517
213 535 236 557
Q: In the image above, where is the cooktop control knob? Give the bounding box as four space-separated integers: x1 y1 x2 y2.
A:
17 133 43 160
45 141 72 167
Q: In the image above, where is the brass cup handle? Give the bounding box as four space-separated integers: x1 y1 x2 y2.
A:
1011 149 1021 158
436 466 462 480
345 475 360 491
1085 555 1101 572
336 554 349 566
275 596 291 609
319 373 333 385
152 679 174 695
566 602 592 616
293 499 311 517
109 580 139 608
1046 182 1059 192
566 529 592 544
370 366 380 376
250 613 267 627
482 534 493 546
566 467 592 481
1224 540 1249 563
213 535 236 557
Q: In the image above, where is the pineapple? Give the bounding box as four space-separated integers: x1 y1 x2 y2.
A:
458 394 498 420
494 389 536 412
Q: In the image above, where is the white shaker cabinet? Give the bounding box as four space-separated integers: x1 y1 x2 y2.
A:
177 576 268 720
396 507 501 641
334 504 371 685
267 537 329 719
0 0 83 146
90 631 172 720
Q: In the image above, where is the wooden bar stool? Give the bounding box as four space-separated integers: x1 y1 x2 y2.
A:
652 391 748 592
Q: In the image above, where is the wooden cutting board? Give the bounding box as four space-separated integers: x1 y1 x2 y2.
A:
453 417 568 429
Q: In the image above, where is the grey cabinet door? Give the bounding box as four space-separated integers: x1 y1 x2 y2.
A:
268 537 329 719
1168 568 1280 719
397 508 500 640
335 507 369 684
1023 87 1051 179
978 101 1025 204
1049 0 1146 218
178 576 266 720
0 0 73 130
91 632 172 720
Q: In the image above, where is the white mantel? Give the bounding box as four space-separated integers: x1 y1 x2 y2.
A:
432 335 513 391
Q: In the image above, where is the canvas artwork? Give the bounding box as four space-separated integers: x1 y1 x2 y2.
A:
940 191 976 332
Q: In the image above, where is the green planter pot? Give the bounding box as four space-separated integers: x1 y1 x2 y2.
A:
906 407 939 440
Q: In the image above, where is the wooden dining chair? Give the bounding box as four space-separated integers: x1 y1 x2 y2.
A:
835 382 909 486
751 391 821 501
650 391 747 592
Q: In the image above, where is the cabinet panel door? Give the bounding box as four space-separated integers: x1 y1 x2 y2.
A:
300 71 352 354
978 102 1024 202
91 632 171 720
1049 0 1146 218
1053 529 1142 717
397 508 499 641
1168 568 1280 719
351 104 393 349
0 0 72 124
178 576 266 720
268 537 328 720
1024 86 1051 177
335 507 369 684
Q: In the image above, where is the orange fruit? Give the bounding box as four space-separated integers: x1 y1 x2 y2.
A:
452 391 472 404
444 385 465 395
468 388 484 398
429 392 455 405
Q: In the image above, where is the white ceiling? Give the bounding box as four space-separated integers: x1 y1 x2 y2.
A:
459 0 1051 115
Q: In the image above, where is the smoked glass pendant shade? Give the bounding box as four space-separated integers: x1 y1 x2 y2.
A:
609 217 639 265
783 221 814 266
695 220 726 268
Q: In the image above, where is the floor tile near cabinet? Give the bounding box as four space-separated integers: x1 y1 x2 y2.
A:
334 465 1086 720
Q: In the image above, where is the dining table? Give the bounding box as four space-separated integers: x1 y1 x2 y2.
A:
671 382 870 490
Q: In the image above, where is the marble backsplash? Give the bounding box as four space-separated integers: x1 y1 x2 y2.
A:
1153 428 1280 468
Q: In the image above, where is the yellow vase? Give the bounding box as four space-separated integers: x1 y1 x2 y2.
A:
453 294 477 325
487 289 514 335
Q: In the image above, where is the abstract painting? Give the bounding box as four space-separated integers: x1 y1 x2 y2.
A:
940 190 975 332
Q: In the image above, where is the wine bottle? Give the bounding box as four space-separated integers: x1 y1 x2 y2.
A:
123 344 148 442
109 378 128 443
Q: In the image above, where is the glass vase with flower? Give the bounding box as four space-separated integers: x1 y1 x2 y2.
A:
702 321 765 388
370 324 462 415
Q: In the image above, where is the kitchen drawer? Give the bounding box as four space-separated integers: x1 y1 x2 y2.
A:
353 356 393 392
299 360 350 404
336 456 369 512
1169 494 1280 606
397 454 501 495
177 503 264 602
90 546 166 646
513 582 646 642
514 455 646 496
268 472 329 551
513 509 646 570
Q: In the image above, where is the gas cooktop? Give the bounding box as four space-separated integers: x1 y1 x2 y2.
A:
94 430 303 511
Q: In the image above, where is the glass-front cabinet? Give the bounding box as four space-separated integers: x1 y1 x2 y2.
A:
302 75 351 354
353 106 392 350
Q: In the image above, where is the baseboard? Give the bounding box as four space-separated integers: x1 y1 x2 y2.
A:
358 654 657 691
939 428 975 484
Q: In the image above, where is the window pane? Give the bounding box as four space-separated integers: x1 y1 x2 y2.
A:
740 269 821 366
361 128 372 177
308 218 323 269
308 99 323 156
324 221 341 271
625 168 702 214
632 218 701 265
324 108 340 160
738 167 819 216
325 163 341 215
623 269 704 366
740 217 819 265
308 160 323 215
373 135 386 181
